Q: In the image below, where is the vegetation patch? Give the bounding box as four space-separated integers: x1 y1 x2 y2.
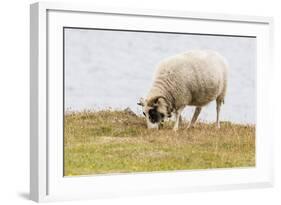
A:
64 110 255 176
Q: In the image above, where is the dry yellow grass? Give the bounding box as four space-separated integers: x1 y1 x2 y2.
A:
64 110 255 176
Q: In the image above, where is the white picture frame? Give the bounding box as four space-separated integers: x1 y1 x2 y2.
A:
30 2 274 202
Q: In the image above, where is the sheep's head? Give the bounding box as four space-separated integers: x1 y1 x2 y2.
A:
137 96 171 129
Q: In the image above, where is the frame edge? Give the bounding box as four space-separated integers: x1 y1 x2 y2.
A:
30 2 48 202
39 1 272 24
30 2 39 202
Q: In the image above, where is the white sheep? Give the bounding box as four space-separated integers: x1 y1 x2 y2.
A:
138 50 228 131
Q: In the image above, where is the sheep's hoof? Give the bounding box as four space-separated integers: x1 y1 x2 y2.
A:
186 123 194 129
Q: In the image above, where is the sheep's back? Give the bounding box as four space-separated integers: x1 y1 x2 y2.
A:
154 50 228 107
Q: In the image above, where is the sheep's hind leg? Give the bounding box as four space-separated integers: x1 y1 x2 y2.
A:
216 99 222 128
188 107 202 128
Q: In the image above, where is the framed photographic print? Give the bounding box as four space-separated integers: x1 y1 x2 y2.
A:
30 2 274 202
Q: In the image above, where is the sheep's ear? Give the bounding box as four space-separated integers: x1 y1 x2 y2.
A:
152 98 160 107
137 97 145 106
153 97 164 106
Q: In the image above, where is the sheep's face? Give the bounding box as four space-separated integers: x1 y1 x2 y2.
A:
137 97 169 129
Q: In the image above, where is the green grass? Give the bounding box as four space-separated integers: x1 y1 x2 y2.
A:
64 110 255 176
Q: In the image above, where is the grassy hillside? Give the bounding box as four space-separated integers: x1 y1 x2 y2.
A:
64 110 255 176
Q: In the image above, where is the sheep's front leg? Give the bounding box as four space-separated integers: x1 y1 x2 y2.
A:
188 107 202 128
173 107 184 131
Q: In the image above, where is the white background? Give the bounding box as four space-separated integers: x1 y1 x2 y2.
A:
0 0 280 205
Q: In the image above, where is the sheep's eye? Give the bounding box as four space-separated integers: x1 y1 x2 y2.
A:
143 112 146 116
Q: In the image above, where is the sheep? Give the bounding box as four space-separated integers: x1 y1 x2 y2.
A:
137 50 228 131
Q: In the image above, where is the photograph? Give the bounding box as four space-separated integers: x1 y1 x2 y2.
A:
63 27 256 176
